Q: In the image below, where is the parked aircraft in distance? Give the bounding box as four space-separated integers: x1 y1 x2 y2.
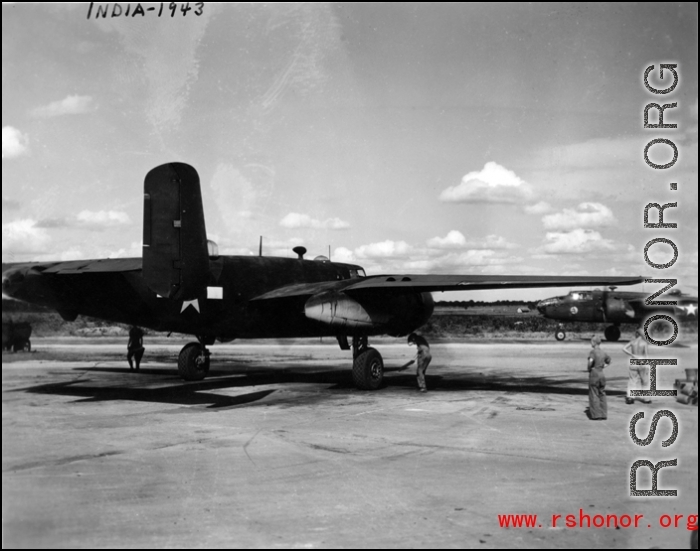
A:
536 287 698 341
2 163 645 389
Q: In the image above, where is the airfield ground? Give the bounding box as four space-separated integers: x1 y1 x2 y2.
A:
2 338 698 548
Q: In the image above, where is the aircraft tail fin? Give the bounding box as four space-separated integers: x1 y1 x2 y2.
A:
142 162 209 300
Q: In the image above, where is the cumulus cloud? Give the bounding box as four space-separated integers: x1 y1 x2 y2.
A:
427 231 516 250
333 237 522 275
426 230 467 249
30 95 95 118
332 246 355 264
355 240 412 259
77 210 131 228
480 235 518 250
541 229 617 254
57 247 87 261
107 241 143 259
542 202 616 231
2 126 29 159
439 162 533 204
406 250 522 271
2 219 51 254
279 212 350 230
392 250 525 275
524 201 552 215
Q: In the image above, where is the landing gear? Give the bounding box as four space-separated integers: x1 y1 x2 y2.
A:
178 341 210 381
604 325 621 342
555 326 566 341
351 335 384 390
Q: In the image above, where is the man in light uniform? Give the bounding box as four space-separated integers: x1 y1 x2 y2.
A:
622 328 651 405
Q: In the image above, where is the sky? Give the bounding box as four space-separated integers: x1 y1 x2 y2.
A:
2 3 698 301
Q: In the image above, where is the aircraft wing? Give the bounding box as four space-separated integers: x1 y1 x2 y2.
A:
344 274 644 293
252 274 644 300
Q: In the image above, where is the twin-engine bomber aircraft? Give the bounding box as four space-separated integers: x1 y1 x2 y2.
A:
2 163 644 390
536 287 698 342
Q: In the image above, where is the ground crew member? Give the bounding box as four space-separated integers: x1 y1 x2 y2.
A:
622 328 651 405
127 325 145 370
587 335 610 420
408 332 432 393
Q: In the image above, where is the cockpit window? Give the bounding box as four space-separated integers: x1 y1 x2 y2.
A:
349 268 366 279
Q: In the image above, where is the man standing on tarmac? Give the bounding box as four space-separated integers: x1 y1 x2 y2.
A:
127 325 145 371
622 328 651 405
408 333 432 393
587 335 610 420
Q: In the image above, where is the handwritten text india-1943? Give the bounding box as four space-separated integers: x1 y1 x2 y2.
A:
87 2 204 19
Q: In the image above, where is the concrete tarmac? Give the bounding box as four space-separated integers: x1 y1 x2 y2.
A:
2 338 698 548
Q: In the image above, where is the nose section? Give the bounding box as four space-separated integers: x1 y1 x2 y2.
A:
536 296 561 316
2 266 28 299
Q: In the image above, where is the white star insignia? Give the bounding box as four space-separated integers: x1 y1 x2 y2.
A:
683 303 697 316
181 299 200 314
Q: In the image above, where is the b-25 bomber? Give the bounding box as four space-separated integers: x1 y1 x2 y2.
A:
536 287 698 342
3 163 645 389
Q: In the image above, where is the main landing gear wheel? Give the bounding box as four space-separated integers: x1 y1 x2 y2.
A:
178 342 210 381
352 347 384 390
604 325 621 342
555 329 566 341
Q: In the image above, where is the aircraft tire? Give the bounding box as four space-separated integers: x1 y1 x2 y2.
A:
555 330 566 341
178 342 209 381
352 347 384 390
604 325 621 342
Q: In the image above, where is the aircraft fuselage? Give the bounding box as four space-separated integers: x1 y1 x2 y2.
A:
2 256 435 341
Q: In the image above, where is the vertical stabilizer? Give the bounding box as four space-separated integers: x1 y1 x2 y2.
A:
142 162 209 300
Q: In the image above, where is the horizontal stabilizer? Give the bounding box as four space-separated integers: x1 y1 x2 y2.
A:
41 258 142 274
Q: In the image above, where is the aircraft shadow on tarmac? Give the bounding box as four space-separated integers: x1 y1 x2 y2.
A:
15 361 628 408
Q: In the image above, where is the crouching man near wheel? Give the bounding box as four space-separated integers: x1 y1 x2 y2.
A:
408 332 432 393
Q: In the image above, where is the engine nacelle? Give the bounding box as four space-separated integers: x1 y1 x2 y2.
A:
604 295 636 323
304 290 434 336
